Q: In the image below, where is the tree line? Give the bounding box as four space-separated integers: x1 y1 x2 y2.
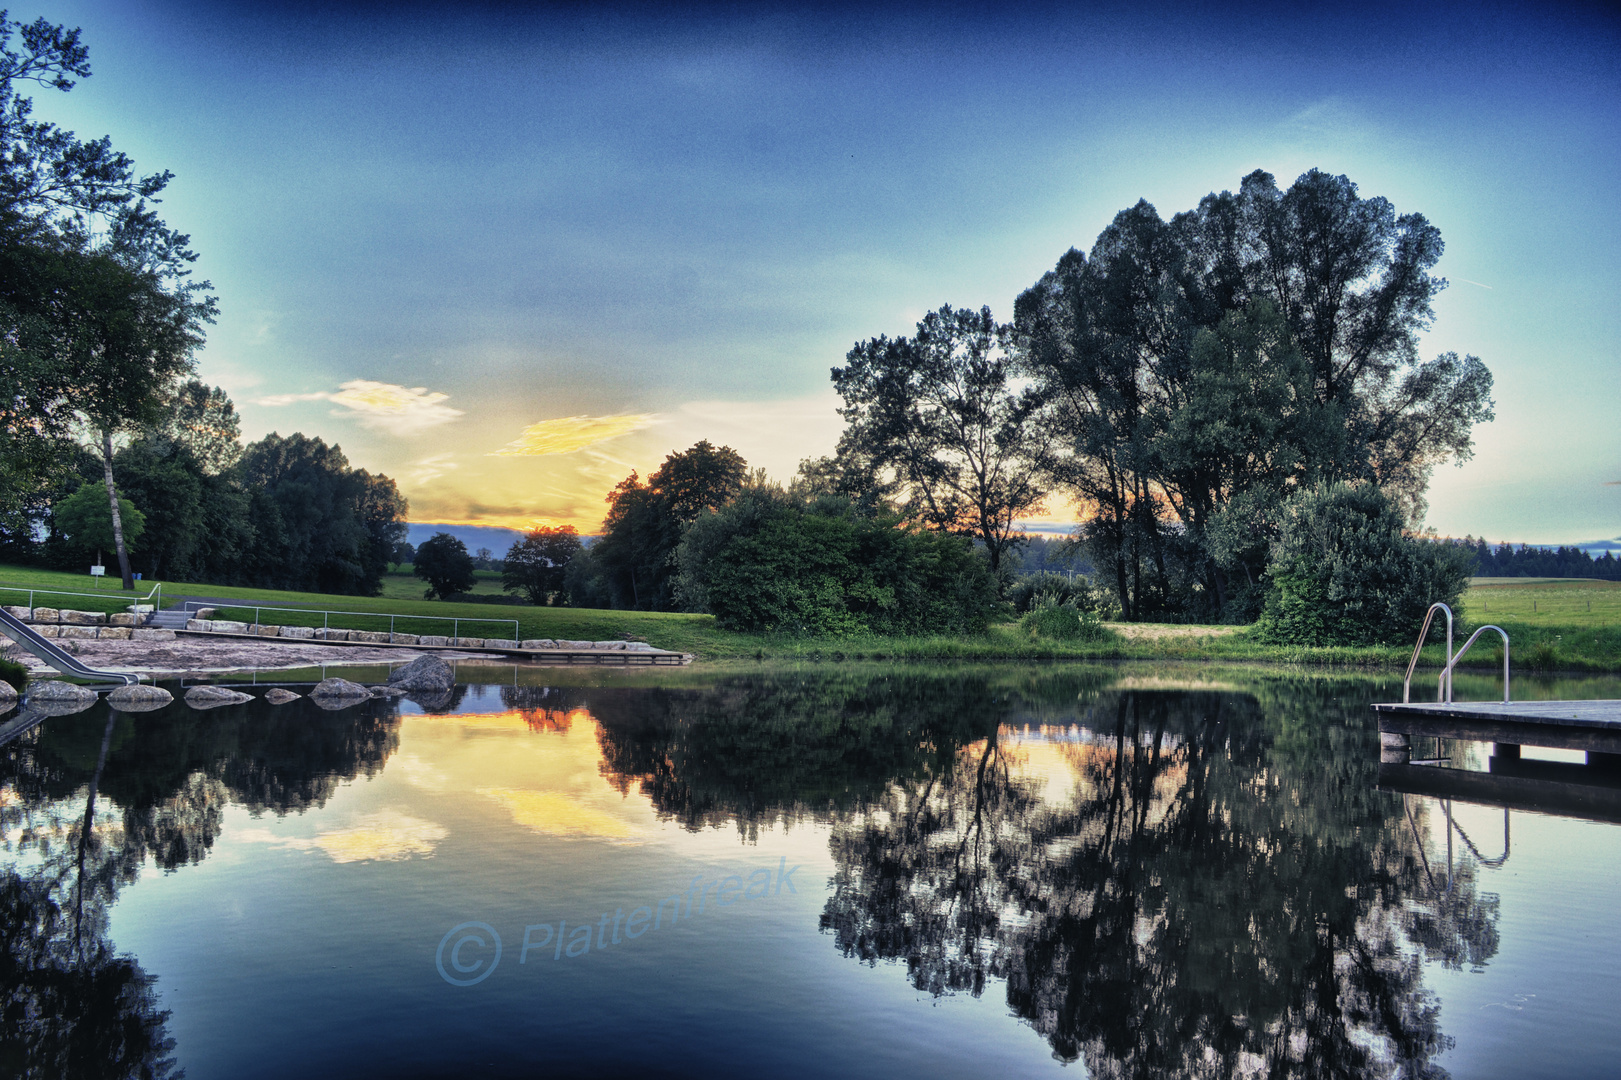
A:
1458 538 1621 580
550 169 1494 643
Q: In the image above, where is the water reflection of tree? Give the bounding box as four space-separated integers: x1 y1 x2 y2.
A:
0 694 406 1077
819 681 1498 1076
501 684 589 733
1 713 181 1079
588 670 1082 840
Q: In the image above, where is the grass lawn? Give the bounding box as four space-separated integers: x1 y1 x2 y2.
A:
3 563 1618 672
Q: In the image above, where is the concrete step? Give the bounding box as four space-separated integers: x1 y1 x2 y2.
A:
147 611 191 628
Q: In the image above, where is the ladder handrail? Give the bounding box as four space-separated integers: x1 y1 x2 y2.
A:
1439 624 1511 704
1403 603 1454 703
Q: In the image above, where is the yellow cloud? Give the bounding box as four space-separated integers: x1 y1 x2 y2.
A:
330 380 465 434
255 380 465 436
488 414 656 457
478 787 643 842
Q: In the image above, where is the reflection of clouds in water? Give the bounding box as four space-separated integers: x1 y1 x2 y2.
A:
396 754 451 791
235 808 448 864
477 787 643 843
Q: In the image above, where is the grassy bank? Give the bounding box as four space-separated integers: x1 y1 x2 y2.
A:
3 563 1618 672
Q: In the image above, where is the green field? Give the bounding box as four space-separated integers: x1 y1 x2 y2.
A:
3 563 1618 671
1462 577 1621 628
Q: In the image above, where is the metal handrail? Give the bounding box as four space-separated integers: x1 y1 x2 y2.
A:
195 603 519 643
1403 602 1454 703
1439 624 1511 704
0 579 162 623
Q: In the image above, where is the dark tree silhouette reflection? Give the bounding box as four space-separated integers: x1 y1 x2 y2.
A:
818 680 1497 1076
0 693 406 1077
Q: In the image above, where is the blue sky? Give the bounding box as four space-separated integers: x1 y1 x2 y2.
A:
25 0 1621 542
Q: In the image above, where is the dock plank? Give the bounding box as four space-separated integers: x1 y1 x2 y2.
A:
1373 700 1621 752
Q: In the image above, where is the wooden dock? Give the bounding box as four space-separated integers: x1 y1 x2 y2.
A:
1373 699 1621 756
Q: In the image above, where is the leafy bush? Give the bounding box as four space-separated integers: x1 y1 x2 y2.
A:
1254 483 1473 646
692 500 998 636
1008 572 1115 617
1018 591 1112 642
1 656 26 691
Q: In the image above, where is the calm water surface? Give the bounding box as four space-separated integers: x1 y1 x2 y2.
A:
3 663 1619 1079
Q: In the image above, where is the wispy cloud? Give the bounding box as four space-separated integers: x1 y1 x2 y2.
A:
329 380 464 434
408 452 459 485
256 380 465 436
1459 279 1494 290
489 413 657 457
256 390 329 406
235 809 448 864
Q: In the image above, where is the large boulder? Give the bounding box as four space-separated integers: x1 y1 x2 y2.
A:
99 627 132 640
107 612 137 627
483 638 520 650
30 607 59 623
521 639 557 650
27 680 99 715
315 628 350 641
184 685 253 709
211 620 249 634
131 628 176 641
28 680 97 704
265 688 302 704
386 654 455 693
279 625 316 639
60 609 106 625
108 684 174 712
312 677 372 699
0 680 18 705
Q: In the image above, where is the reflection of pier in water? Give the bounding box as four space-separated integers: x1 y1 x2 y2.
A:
1380 755 1621 825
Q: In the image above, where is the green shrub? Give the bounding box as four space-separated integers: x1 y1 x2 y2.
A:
1008 572 1116 617
0 656 27 692
1018 591 1113 642
698 503 999 636
1254 483 1473 646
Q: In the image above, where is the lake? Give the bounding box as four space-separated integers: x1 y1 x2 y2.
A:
3 662 1619 1079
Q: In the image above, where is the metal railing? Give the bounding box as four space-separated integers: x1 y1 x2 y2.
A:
198 604 519 643
1440 625 1511 704
0 579 162 622
1402 601 1511 705
1403 602 1454 703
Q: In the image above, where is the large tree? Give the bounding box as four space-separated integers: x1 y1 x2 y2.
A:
831 304 1049 578
1017 170 1493 620
503 525 583 605
585 441 748 610
0 15 215 586
236 433 403 596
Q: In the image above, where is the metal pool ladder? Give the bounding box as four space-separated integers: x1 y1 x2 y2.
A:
1402 601 1511 704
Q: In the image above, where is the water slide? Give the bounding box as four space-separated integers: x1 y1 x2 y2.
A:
0 606 140 685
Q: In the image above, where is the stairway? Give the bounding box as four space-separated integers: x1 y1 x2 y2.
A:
147 608 192 630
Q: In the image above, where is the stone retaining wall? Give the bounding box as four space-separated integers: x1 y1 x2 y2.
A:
2 605 656 651
178 618 657 650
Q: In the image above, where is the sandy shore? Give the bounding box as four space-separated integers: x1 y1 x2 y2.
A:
2 636 503 676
